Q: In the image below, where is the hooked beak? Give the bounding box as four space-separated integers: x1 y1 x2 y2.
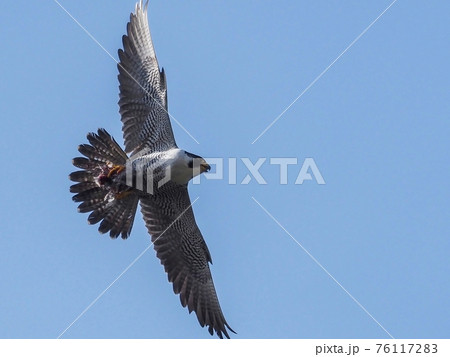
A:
200 162 211 173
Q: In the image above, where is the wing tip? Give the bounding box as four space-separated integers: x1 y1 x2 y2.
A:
212 321 236 339
135 0 149 17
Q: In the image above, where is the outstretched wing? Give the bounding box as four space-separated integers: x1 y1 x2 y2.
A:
118 1 176 155
139 183 235 339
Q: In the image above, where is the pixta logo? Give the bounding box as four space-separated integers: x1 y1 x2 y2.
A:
193 157 325 185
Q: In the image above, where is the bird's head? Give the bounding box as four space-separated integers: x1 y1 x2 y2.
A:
185 151 211 176
167 150 210 185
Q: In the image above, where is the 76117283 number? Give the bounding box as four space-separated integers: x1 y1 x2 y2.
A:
375 344 438 354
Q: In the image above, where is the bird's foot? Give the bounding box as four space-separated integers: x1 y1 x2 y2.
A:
107 165 125 177
97 165 125 187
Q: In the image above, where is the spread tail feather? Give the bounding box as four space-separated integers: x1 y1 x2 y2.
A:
69 128 139 239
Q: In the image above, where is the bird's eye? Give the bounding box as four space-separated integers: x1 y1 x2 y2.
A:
188 160 193 168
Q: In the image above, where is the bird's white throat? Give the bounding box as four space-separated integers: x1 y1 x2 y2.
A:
167 148 196 185
135 148 198 186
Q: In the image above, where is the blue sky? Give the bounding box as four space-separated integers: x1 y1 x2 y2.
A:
0 0 449 339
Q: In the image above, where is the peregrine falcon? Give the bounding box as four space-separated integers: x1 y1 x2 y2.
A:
69 0 234 339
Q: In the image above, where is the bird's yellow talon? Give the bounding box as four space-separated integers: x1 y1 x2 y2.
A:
107 165 125 178
115 190 132 200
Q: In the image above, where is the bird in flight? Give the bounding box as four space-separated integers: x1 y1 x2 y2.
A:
69 0 234 339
